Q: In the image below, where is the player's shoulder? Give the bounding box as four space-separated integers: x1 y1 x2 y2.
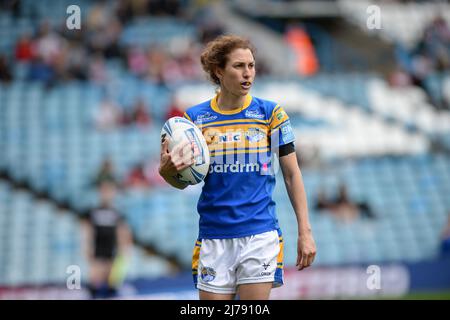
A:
250 96 281 117
184 99 213 122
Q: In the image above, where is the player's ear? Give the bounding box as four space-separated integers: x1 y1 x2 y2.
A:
214 67 223 82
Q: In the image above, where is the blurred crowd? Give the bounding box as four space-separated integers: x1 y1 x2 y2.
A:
391 14 450 110
314 184 376 224
0 0 221 86
93 156 165 192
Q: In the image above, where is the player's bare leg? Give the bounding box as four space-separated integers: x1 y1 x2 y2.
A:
199 290 235 300
237 282 273 300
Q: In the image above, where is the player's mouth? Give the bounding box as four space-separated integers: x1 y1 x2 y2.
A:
240 81 252 90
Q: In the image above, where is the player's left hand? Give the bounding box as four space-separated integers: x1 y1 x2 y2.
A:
297 231 316 271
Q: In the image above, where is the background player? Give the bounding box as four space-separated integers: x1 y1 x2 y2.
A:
81 181 133 299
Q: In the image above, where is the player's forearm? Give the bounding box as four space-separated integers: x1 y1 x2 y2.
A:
283 169 312 235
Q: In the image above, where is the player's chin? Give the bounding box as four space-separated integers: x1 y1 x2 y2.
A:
238 86 251 94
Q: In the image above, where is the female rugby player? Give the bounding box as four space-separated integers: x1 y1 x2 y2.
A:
159 35 316 300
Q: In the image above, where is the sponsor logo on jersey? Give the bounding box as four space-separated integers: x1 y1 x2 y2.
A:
245 128 265 143
200 267 216 282
280 121 294 142
195 112 218 124
245 109 265 119
209 162 260 174
218 132 241 143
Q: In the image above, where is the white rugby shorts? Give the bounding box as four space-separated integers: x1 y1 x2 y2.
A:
192 229 284 294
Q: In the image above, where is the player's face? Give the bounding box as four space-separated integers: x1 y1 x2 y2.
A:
100 182 116 205
219 48 255 96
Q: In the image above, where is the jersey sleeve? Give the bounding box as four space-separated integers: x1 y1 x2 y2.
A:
183 111 193 122
269 104 295 147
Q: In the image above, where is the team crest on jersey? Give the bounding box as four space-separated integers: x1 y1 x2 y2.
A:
245 109 265 119
246 128 265 143
195 112 217 124
200 267 216 282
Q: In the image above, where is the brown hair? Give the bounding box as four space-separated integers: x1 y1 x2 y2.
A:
200 34 256 85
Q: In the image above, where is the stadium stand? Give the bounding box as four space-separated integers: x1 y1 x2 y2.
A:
0 0 449 299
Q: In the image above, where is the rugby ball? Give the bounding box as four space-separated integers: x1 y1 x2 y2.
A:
160 116 210 185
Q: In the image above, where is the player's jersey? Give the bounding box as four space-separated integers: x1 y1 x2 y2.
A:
184 94 295 239
88 205 124 258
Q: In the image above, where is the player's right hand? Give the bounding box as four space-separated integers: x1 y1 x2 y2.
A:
158 137 195 177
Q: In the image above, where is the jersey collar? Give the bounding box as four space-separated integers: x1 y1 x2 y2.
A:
210 94 253 115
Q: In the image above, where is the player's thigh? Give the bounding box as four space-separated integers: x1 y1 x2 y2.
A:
199 289 235 300
90 259 113 283
237 282 273 300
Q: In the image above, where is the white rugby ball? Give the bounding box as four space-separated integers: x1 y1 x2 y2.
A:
160 116 210 185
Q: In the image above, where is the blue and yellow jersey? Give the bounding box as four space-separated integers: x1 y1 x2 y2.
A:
184 94 295 239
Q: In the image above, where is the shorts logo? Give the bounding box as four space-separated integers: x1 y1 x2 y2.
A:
200 267 216 282
276 112 284 120
260 262 272 276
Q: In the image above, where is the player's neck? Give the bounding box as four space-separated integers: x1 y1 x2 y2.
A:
216 90 247 111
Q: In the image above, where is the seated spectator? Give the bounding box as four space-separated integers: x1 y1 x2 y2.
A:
335 184 376 220
389 66 412 88
121 99 151 128
93 158 118 187
133 99 151 127
89 53 108 85
440 211 450 257
0 55 12 83
315 184 376 223
124 163 151 189
127 46 148 77
15 33 34 62
94 98 121 131
165 95 184 120
28 56 55 86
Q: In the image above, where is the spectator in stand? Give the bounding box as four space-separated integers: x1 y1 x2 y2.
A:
419 15 450 72
15 33 34 62
63 40 89 81
0 55 13 83
146 46 167 85
93 158 119 188
94 98 121 131
315 184 376 222
127 46 148 77
389 65 412 88
133 99 151 127
124 158 166 189
165 95 185 120
28 56 55 86
124 162 151 189
121 99 151 128
34 20 66 67
440 211 450 257
89 53 108 85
